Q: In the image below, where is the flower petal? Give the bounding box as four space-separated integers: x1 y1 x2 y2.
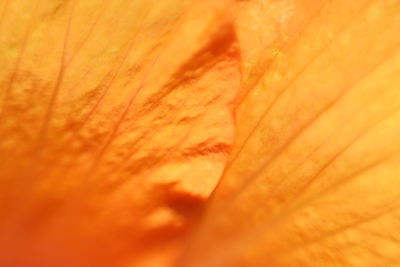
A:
183 0 400 266
0 0 242 266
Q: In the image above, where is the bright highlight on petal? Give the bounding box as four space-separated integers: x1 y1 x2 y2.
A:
1 0 400 267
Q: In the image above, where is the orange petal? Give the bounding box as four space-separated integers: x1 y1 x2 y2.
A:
0 0 242 266
183 0 400 266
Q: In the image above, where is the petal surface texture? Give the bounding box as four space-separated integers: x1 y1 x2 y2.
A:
183 0 400 267
1 0 400 267
0 0 241 266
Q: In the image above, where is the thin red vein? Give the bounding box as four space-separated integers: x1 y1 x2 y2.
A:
209 41 400 228
34 0 76 155
70 4 152 135
208 0 393 217
264 103 400 208
65 0 110 67
276 203 400 257
210 0 374 203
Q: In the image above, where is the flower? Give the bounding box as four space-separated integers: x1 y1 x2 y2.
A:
1 0 400 267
